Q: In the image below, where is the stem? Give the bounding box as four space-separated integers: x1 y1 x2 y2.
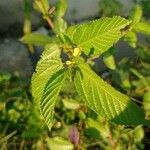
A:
0 131 17 144
77 145 85 150
108 132 117 150
130 97 142 104
27 44 34 54
19 140 25 150
46 17 54 29
23 0 35 54
87 56 99 62
39 0 54 29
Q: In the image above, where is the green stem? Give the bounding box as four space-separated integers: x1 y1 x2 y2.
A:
0 131 17 144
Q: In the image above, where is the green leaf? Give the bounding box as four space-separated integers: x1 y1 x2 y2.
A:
84 127 100 139
55 0 68 17
41 69 67 129
103 48 117 70
133 22 150 35
34 0 49 16
86 118 110 138
143 92 150 111
0 72 11 83
20 33 53 46
130 4 143 25
124 31 137 48
62 99 81 110
54 0 68 34
46 137 73 150
54 18 67 34
74 63 150 125
134 126 144 142
31 44 63 107
103 54 116 70
0 102 5 111
67 16 130 56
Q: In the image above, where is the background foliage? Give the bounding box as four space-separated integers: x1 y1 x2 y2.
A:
0 0 150 149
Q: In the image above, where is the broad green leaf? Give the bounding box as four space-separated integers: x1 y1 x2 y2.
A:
133 22 150 35
46 137 73 150
31 44 63 107
58 33 73 44
130 4 143 25
74 63 150 125
124 31 137 48
40 68 67 129
20 33 53 46
67 16 130 56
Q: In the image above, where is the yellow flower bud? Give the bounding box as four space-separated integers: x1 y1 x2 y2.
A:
66 60 72 65
73 48 81 57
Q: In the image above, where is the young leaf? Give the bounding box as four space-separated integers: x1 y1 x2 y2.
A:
54 18 67 34
133 22 150 35
32 44 63 107
46 137 73 150
67 16 130 56
124 31 137 48
20 33 53 46
130 4 143 25
53 0 68 34
103 54 116 70
40 69 67 129
143 92 150 111
62 99 81 110
86 118 110 138
55 0 68 17
34 0 49 16
74 63 150 125
103 48 117 70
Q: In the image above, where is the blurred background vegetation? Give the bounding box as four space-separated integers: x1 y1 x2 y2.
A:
0 0 150 149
